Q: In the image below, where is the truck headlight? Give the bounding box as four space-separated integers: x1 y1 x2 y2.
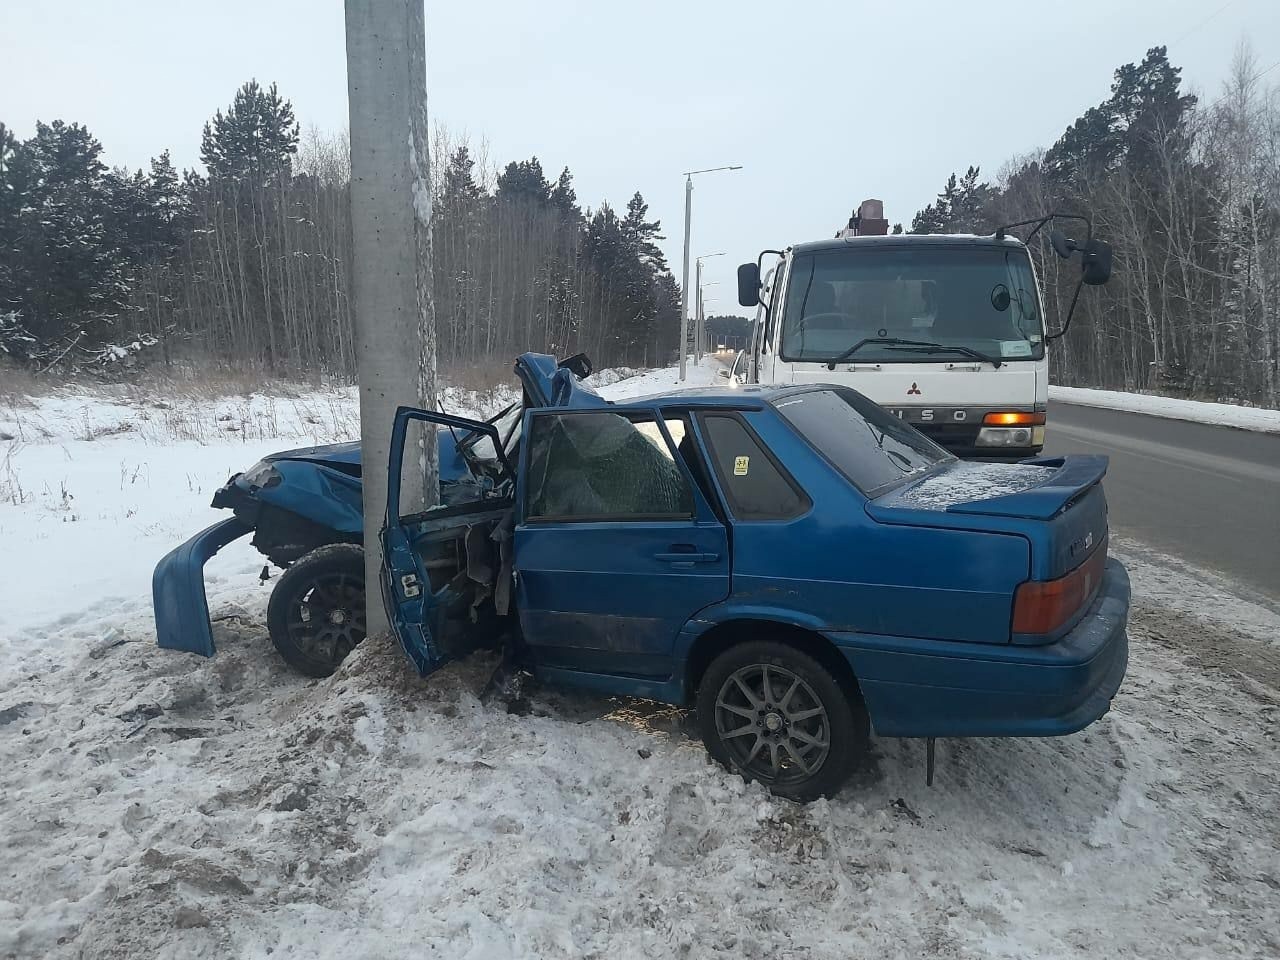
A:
976 426 1035 447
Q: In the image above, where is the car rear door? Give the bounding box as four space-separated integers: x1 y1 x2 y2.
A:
513 408 729 679
381 406 515 676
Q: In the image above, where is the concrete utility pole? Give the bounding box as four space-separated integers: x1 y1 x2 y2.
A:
345 0 439 635
678 165 741 380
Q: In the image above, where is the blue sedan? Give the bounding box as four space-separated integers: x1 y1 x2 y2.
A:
157 354 1128 800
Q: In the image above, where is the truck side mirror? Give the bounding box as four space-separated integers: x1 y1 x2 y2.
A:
1081 239 1113 286
1050 228 1074 260
737 263 760 307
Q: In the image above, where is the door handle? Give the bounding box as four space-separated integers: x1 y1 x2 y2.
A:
653 550 720 564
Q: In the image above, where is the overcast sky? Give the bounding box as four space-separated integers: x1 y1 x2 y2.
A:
4 0 1279 312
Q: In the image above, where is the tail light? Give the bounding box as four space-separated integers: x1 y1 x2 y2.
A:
1012 543 1107 636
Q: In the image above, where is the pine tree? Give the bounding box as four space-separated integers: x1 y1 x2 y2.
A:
495 157 550 204
622 191 668 272
441 146 483 203
0 121 131 359
550 167 578 220
200 80 299 184
910 166 992 234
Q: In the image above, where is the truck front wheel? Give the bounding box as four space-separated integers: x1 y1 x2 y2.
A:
696 641 867 801
266 544 366 677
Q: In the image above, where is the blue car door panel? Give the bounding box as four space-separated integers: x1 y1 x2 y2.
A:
382 406 516 676
514 409 730 679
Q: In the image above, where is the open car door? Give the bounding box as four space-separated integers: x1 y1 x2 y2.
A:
381 406 517 676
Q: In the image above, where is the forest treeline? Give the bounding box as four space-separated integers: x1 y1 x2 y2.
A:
908 45 1280 407
3 43 1279 406
0 81 678 379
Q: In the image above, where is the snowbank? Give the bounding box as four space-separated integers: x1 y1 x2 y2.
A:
3 355 1278 959
1049 385 1280 433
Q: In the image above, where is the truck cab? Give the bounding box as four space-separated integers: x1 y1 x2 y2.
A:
736 202 1112 460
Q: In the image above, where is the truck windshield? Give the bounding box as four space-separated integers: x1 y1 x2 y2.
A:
780 246 1044 364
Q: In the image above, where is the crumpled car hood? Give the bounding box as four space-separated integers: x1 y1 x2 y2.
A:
263 440 361 470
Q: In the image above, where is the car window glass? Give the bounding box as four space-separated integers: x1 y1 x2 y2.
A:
465 402 523 463
774 388 952 493
763 263 782 353
700 414 808 520
526 412 694 520
398 419 492 521
665 414 720 514
634 419 681 461
662 417 687 448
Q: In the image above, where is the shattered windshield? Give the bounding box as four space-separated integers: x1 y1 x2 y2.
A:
463 402 523 466
780 246 1044 364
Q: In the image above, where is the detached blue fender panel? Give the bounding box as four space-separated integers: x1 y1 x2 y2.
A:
153 517 252 656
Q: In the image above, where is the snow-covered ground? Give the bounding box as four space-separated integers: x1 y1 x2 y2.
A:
1049 385 1280 433
3 358 1278 959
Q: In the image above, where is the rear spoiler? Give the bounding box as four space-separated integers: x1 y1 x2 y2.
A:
945 455 1109 521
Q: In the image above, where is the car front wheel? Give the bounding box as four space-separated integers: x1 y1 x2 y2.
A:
696 641 867 801
266 544 366 677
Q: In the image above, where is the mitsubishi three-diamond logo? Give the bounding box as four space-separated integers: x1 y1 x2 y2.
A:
907 382 922 395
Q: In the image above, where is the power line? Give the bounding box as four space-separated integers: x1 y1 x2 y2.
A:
1031 1 1246 150
1205 58 1280 110
1170 0 1237 48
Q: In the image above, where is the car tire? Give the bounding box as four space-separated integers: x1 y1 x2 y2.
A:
696 640 867 802
266 544 366 678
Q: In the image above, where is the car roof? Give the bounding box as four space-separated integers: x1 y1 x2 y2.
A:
606 382 834 412
790 233 1028 257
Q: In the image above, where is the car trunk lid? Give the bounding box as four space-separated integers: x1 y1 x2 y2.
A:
867 455 1110 581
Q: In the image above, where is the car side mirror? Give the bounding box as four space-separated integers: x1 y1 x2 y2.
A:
557 352 593 379
737 262 760 307
716 368 731 380
1081 238 1113 286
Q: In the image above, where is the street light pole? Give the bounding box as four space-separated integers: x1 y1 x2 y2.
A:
701 296 719 354
679 177 692 381
693 252 725 364
678 165 741 381
694 258 702 365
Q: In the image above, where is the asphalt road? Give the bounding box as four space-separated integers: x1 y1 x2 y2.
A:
1044 402 1280 603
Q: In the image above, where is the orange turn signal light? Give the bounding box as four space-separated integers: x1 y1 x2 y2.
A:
983 411 1046 426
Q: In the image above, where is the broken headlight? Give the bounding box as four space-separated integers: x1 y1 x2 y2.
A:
241 460 282 491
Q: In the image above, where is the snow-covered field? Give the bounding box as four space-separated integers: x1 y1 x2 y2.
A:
3 359 1279 959
1049 385 1280 433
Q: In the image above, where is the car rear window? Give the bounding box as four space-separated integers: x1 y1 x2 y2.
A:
773 388 952 493
699 414 809 520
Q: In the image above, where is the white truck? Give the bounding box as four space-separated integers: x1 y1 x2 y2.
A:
732 200 1112 460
